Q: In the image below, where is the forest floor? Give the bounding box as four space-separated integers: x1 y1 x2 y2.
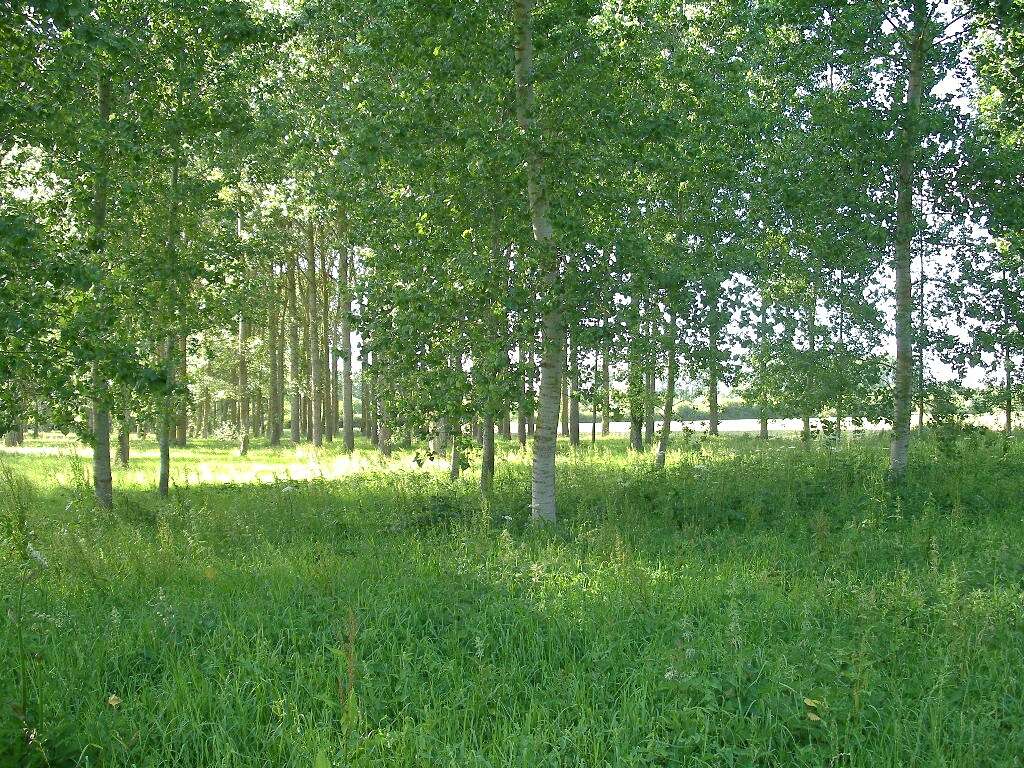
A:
1 432 1023 767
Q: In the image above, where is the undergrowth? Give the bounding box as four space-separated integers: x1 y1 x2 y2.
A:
1 432 1022 767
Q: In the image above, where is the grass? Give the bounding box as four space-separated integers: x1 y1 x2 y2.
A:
1 431 1023 767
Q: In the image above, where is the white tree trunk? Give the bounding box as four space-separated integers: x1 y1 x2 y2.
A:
306 218 323 447
890 9 927 478
655 314 678 470
238 315 250 456
340 248 355 451
513 0 562 523
91 74 113 509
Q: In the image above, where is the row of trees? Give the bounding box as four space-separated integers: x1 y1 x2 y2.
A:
3 0 1023 520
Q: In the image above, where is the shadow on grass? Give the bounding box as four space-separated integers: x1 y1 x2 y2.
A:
2 433 1023 766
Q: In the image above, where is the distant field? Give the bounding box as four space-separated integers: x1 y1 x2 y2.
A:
2 432 1023 767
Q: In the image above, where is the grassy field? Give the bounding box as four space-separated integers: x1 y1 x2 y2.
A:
2 431 1023 767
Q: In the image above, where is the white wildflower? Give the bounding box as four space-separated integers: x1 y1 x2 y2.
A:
26 543 47 568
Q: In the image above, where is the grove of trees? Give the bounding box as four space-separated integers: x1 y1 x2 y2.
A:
3 0 1023 521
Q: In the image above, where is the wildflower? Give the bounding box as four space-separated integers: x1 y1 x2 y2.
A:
26 543 47 568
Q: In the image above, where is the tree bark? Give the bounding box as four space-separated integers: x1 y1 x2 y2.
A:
890 6 927 479
628 336 644 451
1005 344 1014 442
322 242 335 442
378 397 391 456
117 413 130 467
449 426 461 480
436 417 449 458
517 349 529 446
288 249 302 444
91 74 113 509
602 344 611 436
306 218 323 447
560 338 570 438
644 364 656 447
803 289 815 443
514 0 562 523
174 335 188 447
276 293 286 441
340 249 355 451
238 315 250 456
592 349 599 444
202 391 212 438
836 274 846 442
92 378 113 509
481 412 495 493
917 229 927 429
267 268 281 446
159 336 174 497
568 335 580 447
655 313 678 470
708 285 721 437
364 346 372 436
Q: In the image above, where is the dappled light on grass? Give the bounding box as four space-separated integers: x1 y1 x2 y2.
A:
1 433 1023 766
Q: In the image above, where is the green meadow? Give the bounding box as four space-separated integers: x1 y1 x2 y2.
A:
2 432 1023 767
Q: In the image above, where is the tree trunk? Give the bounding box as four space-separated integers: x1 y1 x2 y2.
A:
159 336 174 497
890 9 927 479
322 242 335 442
203 391 213 438
1005 345 1014 442
306 218 323 447
303 395 311 441
436 417 449 459
917 222 927 429
174 335 187 447
568 335 580 447
628 337 644 451
560 340 570 438
117 413 130 467
518 350 529 446
378 399 391 457
238 315 250 456
514 0 562 523
802 287 816 443
644 365 656 447
92 380 113 509
708 290 721 437
836 276 846 442
91 74 113 510
288 250 302 444
602 346 611 436
481 412 495 493
255 387 264 437
449 426 461 481
268 269 281 446
655 313 678 470
360 347 371 439
340 249 355 451
276 296 286 441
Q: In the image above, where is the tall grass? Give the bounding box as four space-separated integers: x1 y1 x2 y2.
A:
1 432 1022 766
